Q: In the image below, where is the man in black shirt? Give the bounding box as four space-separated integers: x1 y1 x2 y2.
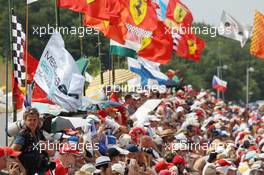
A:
12 108 51 175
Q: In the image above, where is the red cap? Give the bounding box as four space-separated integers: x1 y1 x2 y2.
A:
208 125 215 130
155 161 169 173
97 110 107 118
217 159 232 166
59 144 81 155
172 155 187 165
0 147 21 157
196 110 204 118
249 145 258 151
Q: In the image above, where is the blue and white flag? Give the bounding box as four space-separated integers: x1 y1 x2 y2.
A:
127 57 175 87
153 0 169 21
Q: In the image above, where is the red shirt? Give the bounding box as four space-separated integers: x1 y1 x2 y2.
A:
110 93 120 102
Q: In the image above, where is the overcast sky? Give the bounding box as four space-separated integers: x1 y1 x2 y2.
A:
181 0 264 26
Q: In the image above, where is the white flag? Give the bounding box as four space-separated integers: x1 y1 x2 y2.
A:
27 0 38 4
34 32 85 111
218 11 252 47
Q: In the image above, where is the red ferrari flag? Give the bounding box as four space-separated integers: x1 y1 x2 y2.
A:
173 33 205 61
58 0 126 25
106 0 126 24
57 0 109 20
122 0 159 32
166 0 193 27
138 21 173 64
83 8 128 44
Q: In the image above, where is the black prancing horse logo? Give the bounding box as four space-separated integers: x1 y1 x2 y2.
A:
134 0 142 17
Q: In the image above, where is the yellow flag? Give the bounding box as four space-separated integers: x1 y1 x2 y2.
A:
250 11 264 60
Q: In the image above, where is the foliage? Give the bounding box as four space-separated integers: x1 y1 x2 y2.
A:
87 56 100 77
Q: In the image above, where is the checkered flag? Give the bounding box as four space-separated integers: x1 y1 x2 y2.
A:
12 13 26 88
172 32 182 51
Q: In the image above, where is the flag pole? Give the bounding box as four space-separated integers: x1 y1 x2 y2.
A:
98 33 104 85
24 0 29 111
79 13 84 57
11 4 17 123
7 0 13 146
108 55 111 85
112 55 115 85
79 13 85 96
55 0 60 28
217 39 222 99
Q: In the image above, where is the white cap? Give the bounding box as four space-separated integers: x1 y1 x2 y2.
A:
176 106 184 113
197 91 206 99
215 146 225 153
148 115 161 122
95 156 111 167
112 163 125 175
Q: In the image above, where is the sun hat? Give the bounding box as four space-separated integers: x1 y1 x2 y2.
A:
95 156 111 167
112 163 126 175
80 164 97 173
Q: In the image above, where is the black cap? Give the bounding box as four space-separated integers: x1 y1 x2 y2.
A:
107 148 120 158
126 144 139 153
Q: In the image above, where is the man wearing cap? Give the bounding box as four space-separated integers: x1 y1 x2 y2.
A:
126 144 139 160
112 163 126 175
48 144 81 175
95 156 112 175
146 115 160 138
80 163 98 174
107 147 121 164
0 147 24 175
172 155 189 174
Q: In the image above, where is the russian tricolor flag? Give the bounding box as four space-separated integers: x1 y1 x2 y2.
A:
212 75 227 92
